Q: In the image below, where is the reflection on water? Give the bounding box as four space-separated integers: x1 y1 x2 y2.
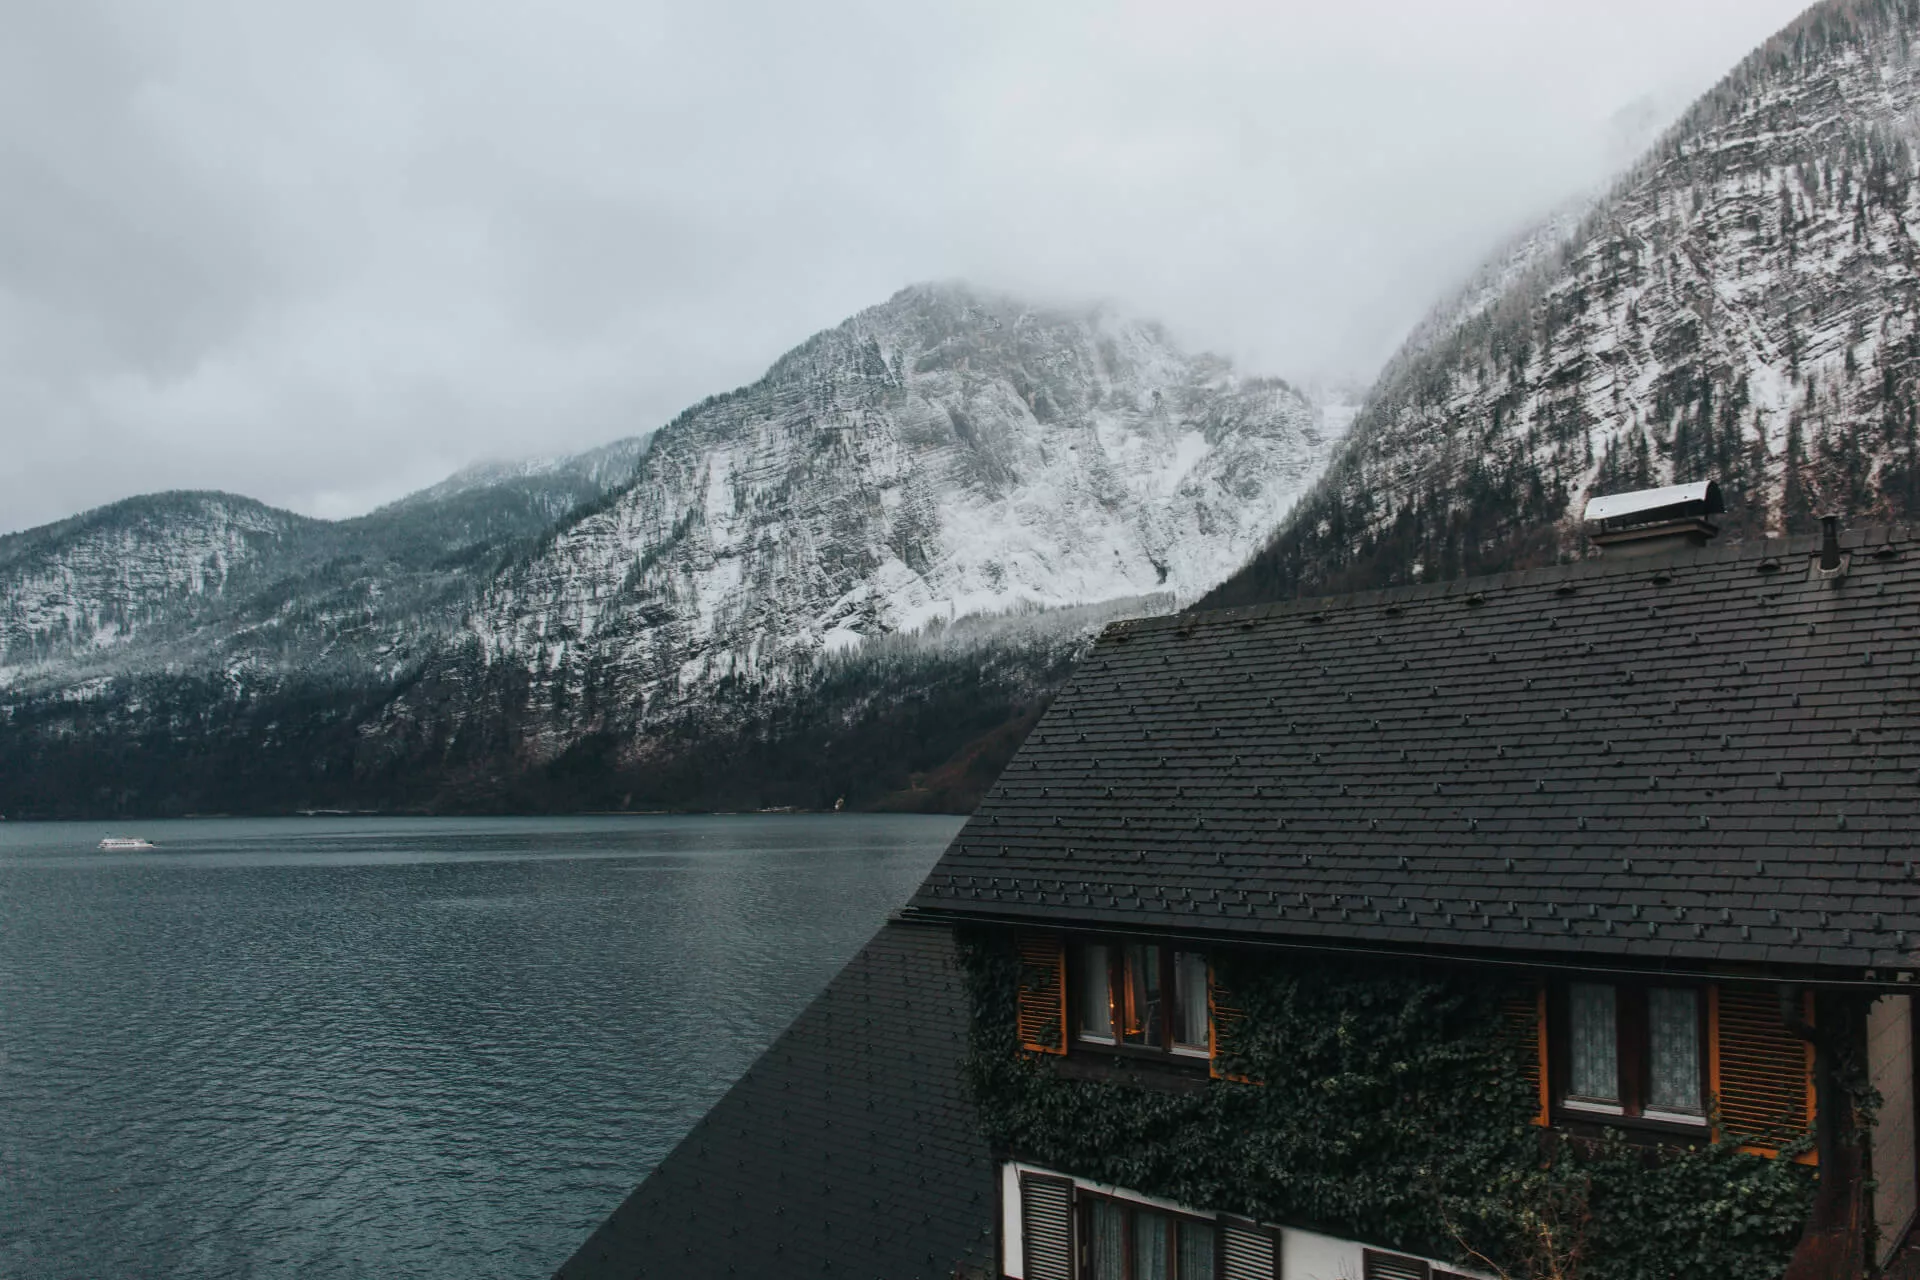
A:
0 814 960 1279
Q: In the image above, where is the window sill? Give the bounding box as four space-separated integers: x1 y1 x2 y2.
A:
1642 1108 1709 1128
1055 1049 1212 1093
1551 1106 1714 1144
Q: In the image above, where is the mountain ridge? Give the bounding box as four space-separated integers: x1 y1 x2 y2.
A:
0 437 653 693
1204 0 1920 610
0 281 1341 817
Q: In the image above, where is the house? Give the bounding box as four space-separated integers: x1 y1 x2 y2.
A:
558 490 1920 1280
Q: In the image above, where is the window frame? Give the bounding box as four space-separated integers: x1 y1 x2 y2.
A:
1076 1187 1218 1280
1549 976 1710 1131
1070 940 1212 1063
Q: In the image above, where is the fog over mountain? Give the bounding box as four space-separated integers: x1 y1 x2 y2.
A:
2 0 1809 535
1207 0 1920 609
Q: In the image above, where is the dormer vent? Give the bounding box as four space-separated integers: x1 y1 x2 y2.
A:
1584 480 1724 557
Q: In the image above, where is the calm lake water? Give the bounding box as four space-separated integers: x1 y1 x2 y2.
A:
0 814 961 1279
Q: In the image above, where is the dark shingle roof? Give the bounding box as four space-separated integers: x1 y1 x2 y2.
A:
908 526 1920 977
553 920 995 1280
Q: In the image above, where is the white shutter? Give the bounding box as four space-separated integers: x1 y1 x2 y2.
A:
1363 1250 1431 1280
1020 1175 1074 1280
1220 1220 1278 1280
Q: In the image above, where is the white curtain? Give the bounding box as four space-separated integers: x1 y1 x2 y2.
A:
1089 1199 1125 1280
1079 945 1112 1041
1648 987 1701 1113
1173 952 1209 1050
1133 1210 1169 1280
1568 982 1618 1102
1177 1220 1216 1280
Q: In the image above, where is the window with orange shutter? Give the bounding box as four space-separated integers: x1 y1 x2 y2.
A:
1531 979 1817 1159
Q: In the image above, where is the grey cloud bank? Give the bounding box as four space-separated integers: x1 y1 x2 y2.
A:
0 0 1812 534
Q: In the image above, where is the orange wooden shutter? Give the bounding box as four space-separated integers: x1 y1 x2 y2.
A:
1016 934 1067 1055
1500 981 1549 1126
1710 985 1817 1163
1208 961 1257 1083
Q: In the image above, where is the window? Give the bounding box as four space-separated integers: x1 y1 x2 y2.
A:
1119 944 1164 1049
1174 952 1209 1051
1553 979 1705 1125
1083 1194 1215 1280
1646 987 1703 1119
1074 943 1211 1059
1080 945 1115 1044
1566 983 1620 1111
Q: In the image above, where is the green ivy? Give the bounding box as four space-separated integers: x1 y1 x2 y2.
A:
960 933 1816 1279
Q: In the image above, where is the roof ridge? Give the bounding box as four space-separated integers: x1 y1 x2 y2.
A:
1133 523 1916 635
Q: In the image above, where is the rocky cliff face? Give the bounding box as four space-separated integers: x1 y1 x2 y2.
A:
446 284 1330 738
1206 0 1920 608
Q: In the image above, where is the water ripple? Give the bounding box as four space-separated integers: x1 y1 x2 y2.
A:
0 814 959 1279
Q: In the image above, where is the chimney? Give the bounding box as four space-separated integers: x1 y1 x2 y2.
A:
1583 480 1724 557
1820 515 1842 571
1813 513 1850 582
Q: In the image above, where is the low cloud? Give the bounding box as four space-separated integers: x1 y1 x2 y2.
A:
0 0 1813 532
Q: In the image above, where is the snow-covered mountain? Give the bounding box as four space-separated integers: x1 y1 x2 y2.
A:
449 283 1332 728
0 493 329 672
0 283 1339 816
0 433 649 691
365 434 653 550
1207 0 1920 608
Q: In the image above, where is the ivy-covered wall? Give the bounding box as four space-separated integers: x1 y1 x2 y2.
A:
960 932 1817 1280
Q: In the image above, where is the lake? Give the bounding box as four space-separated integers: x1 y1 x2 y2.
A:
0 814 962 1279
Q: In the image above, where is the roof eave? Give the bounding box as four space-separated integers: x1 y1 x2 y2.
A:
899 906 1920 993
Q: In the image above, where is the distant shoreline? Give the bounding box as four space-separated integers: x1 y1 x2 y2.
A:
0 807 956 823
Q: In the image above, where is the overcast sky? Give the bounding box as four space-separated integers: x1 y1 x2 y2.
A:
1 0 1815 534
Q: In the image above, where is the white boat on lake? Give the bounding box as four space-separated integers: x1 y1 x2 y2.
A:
97 837 155 851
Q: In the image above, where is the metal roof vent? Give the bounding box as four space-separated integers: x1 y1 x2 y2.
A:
1583 480 1724 557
